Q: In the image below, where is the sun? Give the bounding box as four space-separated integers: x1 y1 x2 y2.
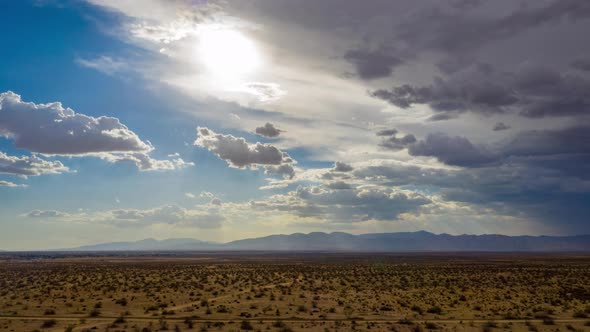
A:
197 28 261 81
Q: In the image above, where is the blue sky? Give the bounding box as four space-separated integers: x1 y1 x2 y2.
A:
1 0 589 250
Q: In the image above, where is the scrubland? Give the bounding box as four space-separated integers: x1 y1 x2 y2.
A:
0 253 589 331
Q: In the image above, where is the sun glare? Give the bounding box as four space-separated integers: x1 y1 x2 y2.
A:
197 28 260 81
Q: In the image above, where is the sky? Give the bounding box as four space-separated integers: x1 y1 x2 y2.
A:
1 0 589 250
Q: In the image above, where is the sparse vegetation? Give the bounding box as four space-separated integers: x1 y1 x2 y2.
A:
0 252 589 331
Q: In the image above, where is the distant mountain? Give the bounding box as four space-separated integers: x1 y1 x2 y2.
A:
60 231 590 252
63 238 220 251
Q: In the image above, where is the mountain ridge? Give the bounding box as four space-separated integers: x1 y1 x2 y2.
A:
45 231 590 252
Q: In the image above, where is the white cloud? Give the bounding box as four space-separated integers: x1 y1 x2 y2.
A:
0 180 27 188
25 204 224 229
75 56 128 75
0 91 189 171
194 127 295 178
0 152 69 177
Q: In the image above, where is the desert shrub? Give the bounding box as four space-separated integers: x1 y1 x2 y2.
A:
411 305 423 314
425 322 438 330
427 306 442 315
240 320 254 330
398 318 413 325
41 320 56 328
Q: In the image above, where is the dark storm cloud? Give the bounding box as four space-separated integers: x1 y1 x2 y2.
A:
255 122 282 138
493 122 510 131
333 161 353 172
371 63 590 118
376 129 398 136
503 125 590 158
571 58 590 71
347 156 590 233
408 133 499 167
406 125 590 172
393 0 590 58
344 49 403 80
377 129 416 151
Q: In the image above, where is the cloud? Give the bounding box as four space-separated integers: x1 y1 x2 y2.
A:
377 129 416 151
111 205 224 228
250 185 431 222
503 125 590 160
389 0 590 66
0 180 26 188
240 83 287 102
326 181 352 190
0 152 69 177
0 91 150 154
74 0 590 236
103 152 194 171
344 49 403 80
75 56 128 75
376 129 398 137
333 161 353 172
264 164 295 179
0 91 188 171
195 127 295 178
371 63 590 119
26 204 224 229
571 57 590 71
493 122 510 131
255 122 282 138
26 210 69 218
408 133 499 167
329 158 590 233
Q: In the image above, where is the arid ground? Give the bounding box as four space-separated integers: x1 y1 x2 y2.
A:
1 252 589 332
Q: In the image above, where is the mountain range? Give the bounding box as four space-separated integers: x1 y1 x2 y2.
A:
50 231 590 252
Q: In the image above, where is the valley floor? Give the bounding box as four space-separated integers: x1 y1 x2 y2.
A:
1 252 589 332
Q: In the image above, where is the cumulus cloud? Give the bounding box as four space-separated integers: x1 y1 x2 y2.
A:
255 122 282 138
195 127 295 178
0 91 150 154
251 185 431 222
104 152 194 171
264 164 295 179
333 161 353 172
0 91 189 171
0 152 69 177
